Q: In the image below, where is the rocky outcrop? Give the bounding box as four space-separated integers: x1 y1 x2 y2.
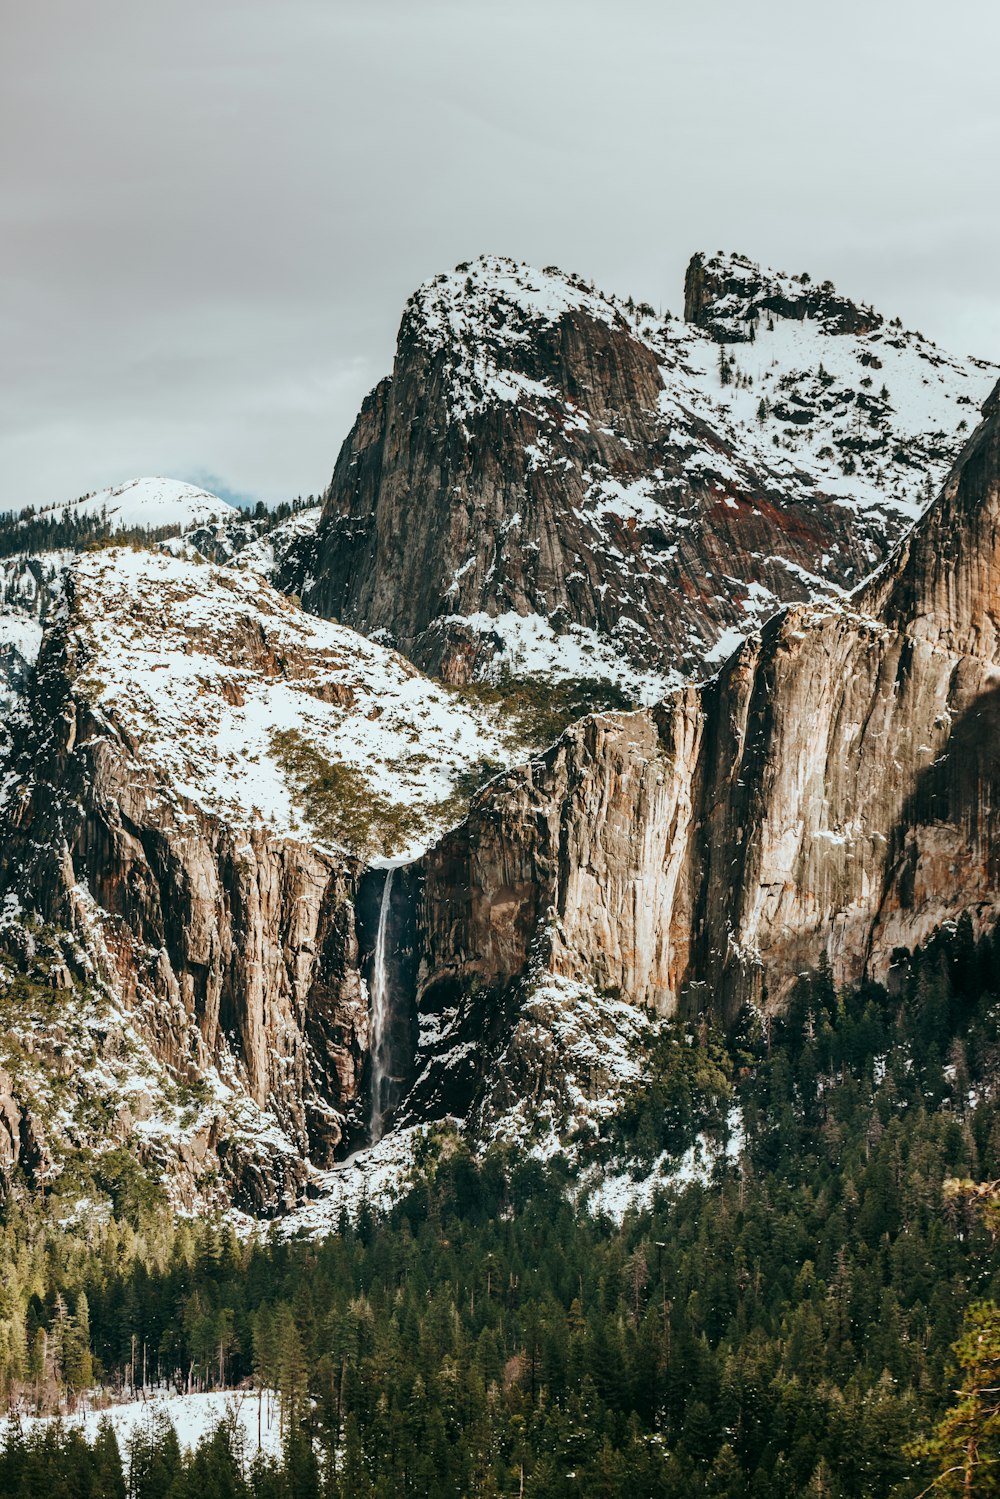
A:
684 251 882 342
289 254 989 692
1 664 364 1208
410 380 1000 1090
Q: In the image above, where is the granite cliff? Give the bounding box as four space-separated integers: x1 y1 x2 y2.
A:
405 378 1000 1121
0 549 510 1208
0 257 996 1215
287 253 993 696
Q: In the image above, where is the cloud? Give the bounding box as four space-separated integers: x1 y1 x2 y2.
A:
2 0 999 509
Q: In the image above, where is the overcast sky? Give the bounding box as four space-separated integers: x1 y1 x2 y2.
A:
3 0 999 510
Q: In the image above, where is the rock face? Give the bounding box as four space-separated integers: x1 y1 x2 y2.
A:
0 548 514 1207
409 379 1000 1108
0 601 364 1208
289 253 993 692
684 251 882 341
0 256 996 1213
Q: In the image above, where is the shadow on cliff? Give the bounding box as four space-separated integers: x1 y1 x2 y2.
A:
878 675 1000 927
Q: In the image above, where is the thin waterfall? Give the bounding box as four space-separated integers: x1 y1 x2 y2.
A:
368 867 395 1144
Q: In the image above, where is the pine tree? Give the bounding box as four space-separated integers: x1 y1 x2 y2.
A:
907 1302 1000 1495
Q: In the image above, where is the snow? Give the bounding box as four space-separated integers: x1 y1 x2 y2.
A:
3 1388 283 1462
411 255 619 364
449 608 676 703
0 887 306 1219
409 253 995 537
472 969 659 1155
0 614 43 663
69 547 514 861
271 1124 433 1237
672 308 986 521
31 477 236 533
394 252 996 694
580 1105 746 1223
703 625 749 666
233 506 322 580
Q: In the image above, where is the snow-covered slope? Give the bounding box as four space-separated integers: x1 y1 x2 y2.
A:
3 1388 283 1463
231 504 323 582
30 476 236 532
67 547 509 862
676 250 992 521
434 249 994 547
413 254 995 536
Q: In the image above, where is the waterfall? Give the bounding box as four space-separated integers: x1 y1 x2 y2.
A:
368 867 395 1145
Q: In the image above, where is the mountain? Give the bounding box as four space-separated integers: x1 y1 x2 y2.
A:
26 476 237 532
0 546 523 1209
286 252 994 696
403 375 1000 1140
0 482 321 722
0 252 997 1219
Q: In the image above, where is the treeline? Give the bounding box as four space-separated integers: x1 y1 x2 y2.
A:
0 915 999 1495
0 494 318 560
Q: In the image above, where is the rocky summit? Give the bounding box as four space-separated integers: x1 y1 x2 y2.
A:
285 252 994 696
0 254 997 1221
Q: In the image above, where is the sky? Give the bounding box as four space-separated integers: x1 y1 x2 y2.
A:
2 0 999 511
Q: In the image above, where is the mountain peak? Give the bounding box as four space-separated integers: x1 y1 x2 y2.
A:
684 250 883 342
404 254 623 358
34 476 237 532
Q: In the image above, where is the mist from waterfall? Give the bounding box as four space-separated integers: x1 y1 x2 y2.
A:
369 867 395 1145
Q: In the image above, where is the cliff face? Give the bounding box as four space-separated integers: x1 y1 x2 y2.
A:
0 597 364 1209
0 258 996 1214
0 548 515 1208
410 380 1000 1108
289 254 992 693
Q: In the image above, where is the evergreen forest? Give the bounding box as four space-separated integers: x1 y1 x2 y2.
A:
2 917 1000 1497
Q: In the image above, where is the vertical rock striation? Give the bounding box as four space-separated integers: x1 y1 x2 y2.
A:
0 575 372 1209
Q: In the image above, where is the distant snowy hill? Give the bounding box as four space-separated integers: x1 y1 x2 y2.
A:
29 476 236 531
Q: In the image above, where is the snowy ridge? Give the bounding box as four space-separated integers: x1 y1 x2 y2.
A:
28 477 236 532
389 253 997 691
406 251 994 523
411 254 616 346
667 255 993 521
66 548 510 860
435 608 677 703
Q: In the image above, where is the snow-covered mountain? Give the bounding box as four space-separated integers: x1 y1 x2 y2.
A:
28 476 237 532
289 252 996 694
0 543 535 1210
64 546 511 862
0 250 998 1225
